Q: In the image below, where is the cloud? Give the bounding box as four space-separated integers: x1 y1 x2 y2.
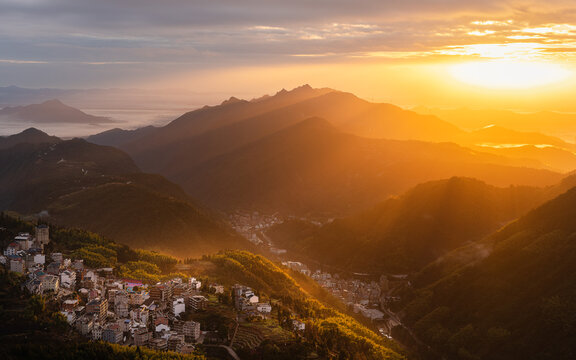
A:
2 0 576 88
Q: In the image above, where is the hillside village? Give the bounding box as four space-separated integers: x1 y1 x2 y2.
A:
228 212 409 335
0 225 284 357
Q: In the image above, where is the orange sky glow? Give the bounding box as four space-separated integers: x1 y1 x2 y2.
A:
2 1 576 111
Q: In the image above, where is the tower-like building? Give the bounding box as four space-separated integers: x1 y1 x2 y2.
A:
36 224 50 249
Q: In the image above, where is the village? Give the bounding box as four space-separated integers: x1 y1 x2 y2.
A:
228 214 409 336
0 225 289 357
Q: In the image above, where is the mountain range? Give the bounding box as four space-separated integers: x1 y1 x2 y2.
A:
88 85 572 217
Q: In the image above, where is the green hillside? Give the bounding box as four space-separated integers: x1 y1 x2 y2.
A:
399 186 576 359
267 177 547 273
201 250 406 360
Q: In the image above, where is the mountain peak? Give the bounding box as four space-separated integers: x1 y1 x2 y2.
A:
41 99 66 106
20 127 49 136
0 127 60 150
276 88 289 95
275 84 315 96
296 84 313 90
220 96 246 106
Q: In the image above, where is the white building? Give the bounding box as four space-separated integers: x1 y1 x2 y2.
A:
10 258 25 274
33 254 45 265
256 303 272 313
173 298 185 317
130 307 149 326
155 323 170 333
293 320 306 331
4 242 21 256
60 310 77 324
189 277 202 290
60 270 76 288
92 324 103 340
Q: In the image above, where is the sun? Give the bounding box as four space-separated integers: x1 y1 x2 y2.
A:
449 61 571 89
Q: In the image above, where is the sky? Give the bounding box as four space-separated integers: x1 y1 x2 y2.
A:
3 0 576 111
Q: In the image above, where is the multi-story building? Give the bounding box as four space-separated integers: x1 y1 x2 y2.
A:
15 233 31 251
172 298 185 317
149 338 167 351
92 324 103 340
130 306 149 326
60 270 76 289
149 284 172 303
4 242 21 256
114 291 130 318
102 324 123 344
36 224 50 248
188 295 207 312
183 320 201 341
177 343 196 354
167 334 185 351
134 327 151 347
62 299 79 312
86 298 108 324
9 257 25 274
76 317 94 336
40 274 60 293
129 291 145 306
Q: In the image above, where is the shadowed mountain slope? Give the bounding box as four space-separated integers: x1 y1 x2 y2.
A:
400 185 576 359
0 129 251 256
267 177 548 273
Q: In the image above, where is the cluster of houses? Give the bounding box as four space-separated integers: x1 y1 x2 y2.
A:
68 276 207 354
231 284 307 332
2 225 50 274
228 211 283 246
232 284 272 317
0 225 217 355
283 260 386 321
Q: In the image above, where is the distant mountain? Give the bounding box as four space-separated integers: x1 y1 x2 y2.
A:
179 117 561 216
86 126 157 147
0 127 60 149
0 129 250 256
414 106 576 139
0 85 74 106
469 144 576 173
460 125 575 150
401 185 576 359
0 99 116 124
267 177 548 273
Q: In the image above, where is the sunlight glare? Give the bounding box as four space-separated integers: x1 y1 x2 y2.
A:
449 61 571 89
